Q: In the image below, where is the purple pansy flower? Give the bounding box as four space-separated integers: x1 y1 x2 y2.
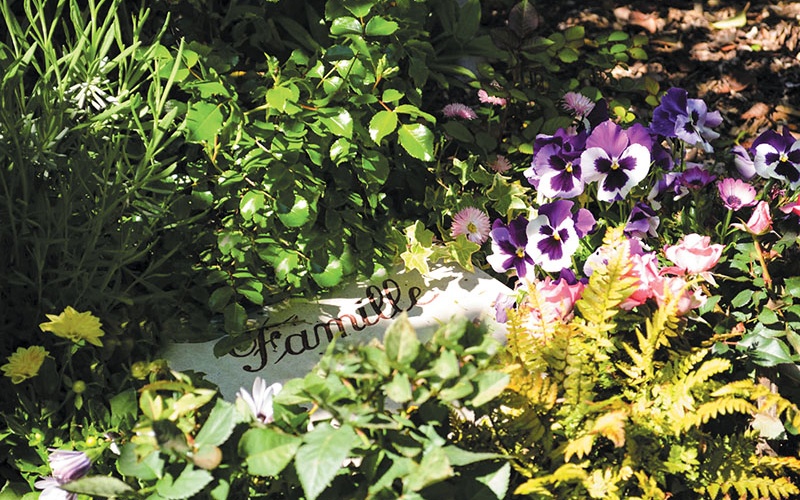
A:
650 87 722 152
581 120 652 202
752 127 800 188
529 130 588 198
680 165 716 190
625 202 660 238
732 144 756 179
526 200 594 273
487 216 535 277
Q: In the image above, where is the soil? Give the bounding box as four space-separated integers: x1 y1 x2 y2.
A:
541 0 800 146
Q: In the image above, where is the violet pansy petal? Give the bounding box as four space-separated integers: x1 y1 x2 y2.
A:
586 120 629 157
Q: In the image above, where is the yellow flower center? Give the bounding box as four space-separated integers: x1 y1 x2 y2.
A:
467 222 477 233
553 233 561 241
565 162 573 173
516 247 525 258
780 152 789 162
610 160 620 170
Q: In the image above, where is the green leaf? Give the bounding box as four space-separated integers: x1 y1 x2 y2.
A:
311 255 344 288
266 85 300 114
558 47 580 63
319 108 353 138
61 476 134 497
382 89 404 102
240 191 265 221
447 235 480 272
471 371 509 407
442 121 474 143
369 110 398 144
406 447 453 492
208 286 233 313
365 16 398 36
398 123 434 161
330 16 362 36
239 279 264 306
117 444 164 481
385 313 421 366
195 399 237 448
608 30 629 42
442 446 507 466
276 195 312 228
224 303 247 334
295 423 360 500
156 466 214 499
385 372 413 403
401 243 433 275
239 428 302 477
184 102 223 143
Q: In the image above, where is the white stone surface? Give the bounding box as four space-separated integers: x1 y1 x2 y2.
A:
161 263 512 399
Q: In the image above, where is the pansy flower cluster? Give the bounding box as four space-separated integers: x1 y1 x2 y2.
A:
471 87 800 327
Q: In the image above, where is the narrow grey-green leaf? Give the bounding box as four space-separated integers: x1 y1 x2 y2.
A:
61 476 134 497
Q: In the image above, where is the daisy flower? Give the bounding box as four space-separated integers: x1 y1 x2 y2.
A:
39 306 105 347
490 155 512 173
442 103 477 120
562 92 595 118
451 207 491 244
1 346 48 384
478 89 507 107
717 178 757 211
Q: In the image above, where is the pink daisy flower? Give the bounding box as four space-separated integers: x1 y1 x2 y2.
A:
443 103 477 120
451 207 491 244
490 155 512 173
478 89 507 107
562 92 595 118
717 178 757 211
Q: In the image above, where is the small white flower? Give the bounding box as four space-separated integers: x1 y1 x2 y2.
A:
237 377 282 424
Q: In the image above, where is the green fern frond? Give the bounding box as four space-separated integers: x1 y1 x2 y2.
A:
703 473 799 499
513 462 588 496
680 357 732 393
575 226 639 336
754 455 800 475
680 396 757 431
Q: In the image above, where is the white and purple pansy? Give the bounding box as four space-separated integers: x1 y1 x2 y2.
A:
525 200 595 273
529 130 588 199
650 87 722 152
581 120 652 202
487 216 535 278
752 127 800 188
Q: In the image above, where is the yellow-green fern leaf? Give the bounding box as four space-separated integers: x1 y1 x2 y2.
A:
680 396 757 431
575 226 639 333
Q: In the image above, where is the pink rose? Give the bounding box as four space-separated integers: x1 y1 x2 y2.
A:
652 276 707 316
535 276 584 321
733 200 772 235
779 201 800 218
664 233 723 275
620 251 660 310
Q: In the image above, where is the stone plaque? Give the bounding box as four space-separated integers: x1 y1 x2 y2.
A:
161 263 512 399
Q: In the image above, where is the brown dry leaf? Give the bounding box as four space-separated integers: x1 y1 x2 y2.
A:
741 102 770 120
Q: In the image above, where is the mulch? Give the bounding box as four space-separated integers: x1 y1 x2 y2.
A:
545 0 800 146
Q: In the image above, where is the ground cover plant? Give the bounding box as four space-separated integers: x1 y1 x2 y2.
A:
2 0 800 498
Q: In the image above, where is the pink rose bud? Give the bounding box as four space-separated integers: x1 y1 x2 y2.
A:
733 200 772 235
